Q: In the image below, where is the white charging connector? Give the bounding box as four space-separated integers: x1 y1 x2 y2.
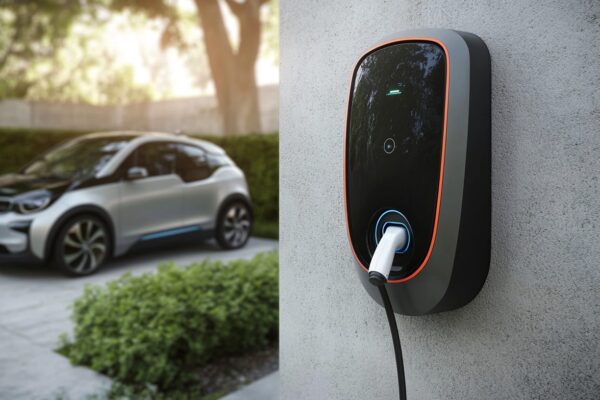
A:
368 226 408 285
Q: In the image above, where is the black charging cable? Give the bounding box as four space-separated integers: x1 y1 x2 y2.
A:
378 284 407 400
368 226 409 399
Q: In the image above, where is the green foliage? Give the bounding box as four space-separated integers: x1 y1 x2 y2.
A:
205 133 279 224
59 252 279 391
0 2 179 104
0 0 279 106
25 19 155 105
0 0 91 98
0 128 83 175
0 129 279 236
252 220 279 240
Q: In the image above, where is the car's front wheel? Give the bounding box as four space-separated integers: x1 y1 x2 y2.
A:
53 215 110 276
216 200 252 250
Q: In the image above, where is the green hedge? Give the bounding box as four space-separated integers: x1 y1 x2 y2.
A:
207 133 278 224
0 128 278 237
59 252 279 391
0 128 83 175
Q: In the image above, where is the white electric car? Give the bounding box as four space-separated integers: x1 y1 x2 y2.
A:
0 132 253 276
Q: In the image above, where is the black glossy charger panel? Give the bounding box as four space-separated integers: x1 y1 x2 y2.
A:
346 41 446 280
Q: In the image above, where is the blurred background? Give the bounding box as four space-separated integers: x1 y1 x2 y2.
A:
0 1 280 399
0 0 278 135
0 0 279 237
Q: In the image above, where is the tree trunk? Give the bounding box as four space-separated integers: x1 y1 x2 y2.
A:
195 0 263 136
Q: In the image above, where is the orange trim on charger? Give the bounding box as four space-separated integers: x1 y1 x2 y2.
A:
343 37 450 284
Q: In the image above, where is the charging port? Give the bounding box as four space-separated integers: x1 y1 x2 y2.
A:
373 209 413 254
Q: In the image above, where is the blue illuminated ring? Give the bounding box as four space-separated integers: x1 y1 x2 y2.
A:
374 209 412 254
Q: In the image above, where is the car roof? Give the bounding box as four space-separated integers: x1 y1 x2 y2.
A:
81 131 225 155
84 131 176 140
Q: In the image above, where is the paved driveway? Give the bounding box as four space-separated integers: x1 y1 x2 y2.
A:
0 238 278 400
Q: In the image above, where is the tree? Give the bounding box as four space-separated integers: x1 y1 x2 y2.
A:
196 0 267 135
0 0 84 98
0 0 274 133
114 0 272 135
0 0 154 105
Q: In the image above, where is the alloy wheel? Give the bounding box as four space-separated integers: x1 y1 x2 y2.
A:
62 219 108 273
222 203 251 248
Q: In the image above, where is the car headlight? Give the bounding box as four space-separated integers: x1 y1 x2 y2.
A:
14 191 53 214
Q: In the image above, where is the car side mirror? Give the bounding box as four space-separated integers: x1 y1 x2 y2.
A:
126 166 148 180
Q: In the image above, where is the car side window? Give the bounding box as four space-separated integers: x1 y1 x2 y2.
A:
176 144 211 182
133 142 177 177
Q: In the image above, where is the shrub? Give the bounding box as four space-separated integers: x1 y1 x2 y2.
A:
207 133 278 224
0 129 278 237
59 252 279 390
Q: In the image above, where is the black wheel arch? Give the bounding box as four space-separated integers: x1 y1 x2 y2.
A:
45 205 116 262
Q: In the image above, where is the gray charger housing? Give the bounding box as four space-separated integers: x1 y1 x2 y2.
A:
344 29 491 315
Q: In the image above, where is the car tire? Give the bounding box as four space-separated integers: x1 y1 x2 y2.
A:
52 215 111 276
216 200 252 250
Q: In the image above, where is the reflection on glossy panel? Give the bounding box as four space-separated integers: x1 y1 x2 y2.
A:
346 41 446 280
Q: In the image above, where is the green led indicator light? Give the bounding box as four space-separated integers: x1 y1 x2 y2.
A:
386 89 402 96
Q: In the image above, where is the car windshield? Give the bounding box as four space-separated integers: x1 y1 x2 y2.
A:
23 137 130 180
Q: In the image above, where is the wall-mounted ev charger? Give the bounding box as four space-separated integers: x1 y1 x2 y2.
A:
344 29 491 399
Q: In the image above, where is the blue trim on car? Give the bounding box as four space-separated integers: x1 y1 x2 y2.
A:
141 225 203 241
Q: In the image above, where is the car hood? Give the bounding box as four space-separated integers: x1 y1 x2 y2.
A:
0 174 72 198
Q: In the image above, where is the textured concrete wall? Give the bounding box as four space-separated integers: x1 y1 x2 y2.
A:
0 85 278 135
280 1 599 399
